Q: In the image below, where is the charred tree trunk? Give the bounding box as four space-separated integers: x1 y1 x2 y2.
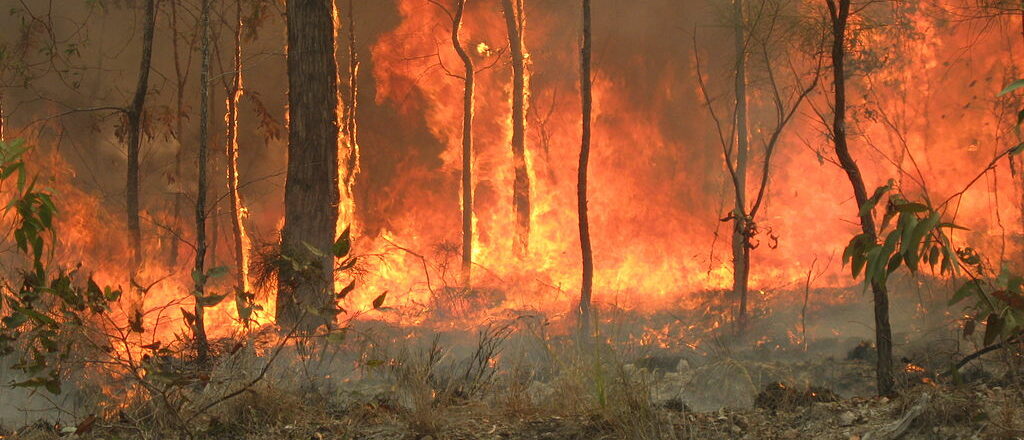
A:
450 0 475 286
193 0 212 364
578 0 594 335
502 0 531 256
277 0 341 332
168 0 187 268
343 0 360 205
226 0 252 324
126 0 157 274
826 0 894 396
731 0 750 335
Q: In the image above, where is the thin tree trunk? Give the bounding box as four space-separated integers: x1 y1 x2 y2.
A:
167 0 189 268
277 0 341 332
226 0 252 324
450 0 475 286
0 94 4 142
1018 3 1024 262
193 0 212 364
578 0 594 335
343 0 360 202
502 0 531 256
826 0 894 396
732 0 750 335
126 0 157 274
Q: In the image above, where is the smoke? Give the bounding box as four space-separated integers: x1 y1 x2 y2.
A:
0 0 1020 319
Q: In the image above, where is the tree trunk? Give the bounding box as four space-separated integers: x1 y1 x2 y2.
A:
826 0 894 396
343 0 360 204
451 0 475 286
168 2 183 268
226 0 252 325
502 0 531 256
167 0 190 269
578 0 594 335
732 0 750 335
193 0 212 364
126 0 157 274
277 0 341 332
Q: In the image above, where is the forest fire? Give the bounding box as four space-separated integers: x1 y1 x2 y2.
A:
0 0 1023 438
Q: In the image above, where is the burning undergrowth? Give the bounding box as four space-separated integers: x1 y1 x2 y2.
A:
1 270 1021 439
0 0 1023 438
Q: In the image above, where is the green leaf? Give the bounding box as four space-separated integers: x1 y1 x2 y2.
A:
859 184 892 218
843 233 872 266
337 280 355 300
206 266 229 279
950 280 983 306
11 376 61 395
983 313 1004 346
886 253 903 274
334 226 352 258
326 331 348 344
44 379 62 395
997 79 1024 96
937 222 969 231
197 293 227 307
338 257 358 271
851 253 867 279
180 308 197 326
864 245 883 285
894 202 928 214
938 234 961 276
904 211 940 272
104 286 122 302
2 311 29 329
1010 142 1024 155
372 291 388 309
18 307 57 326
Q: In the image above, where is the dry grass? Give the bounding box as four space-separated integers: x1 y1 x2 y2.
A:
3 313 1024 440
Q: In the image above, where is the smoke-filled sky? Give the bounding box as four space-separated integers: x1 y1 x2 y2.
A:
1 0 1021 318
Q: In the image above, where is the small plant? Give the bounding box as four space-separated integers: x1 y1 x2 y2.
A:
0 139 122 394
844 80 1024 376
842 183 963 289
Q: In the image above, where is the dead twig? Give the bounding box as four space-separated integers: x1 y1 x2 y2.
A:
863 393 930 440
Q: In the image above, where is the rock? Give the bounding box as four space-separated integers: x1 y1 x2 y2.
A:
839 411 858 427
635 355 686 373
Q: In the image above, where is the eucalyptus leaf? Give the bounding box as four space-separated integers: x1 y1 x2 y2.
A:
997 79 1024 96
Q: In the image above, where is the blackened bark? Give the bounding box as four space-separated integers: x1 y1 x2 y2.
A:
193 0 212 364
578 0 594 335
450 0 475 286
502 0 531 256
277 0 341 332
168 0 186 268
343 0 360 197
826 0 894 396
732 0 750 335
126 0 157 273
226 0 251 323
